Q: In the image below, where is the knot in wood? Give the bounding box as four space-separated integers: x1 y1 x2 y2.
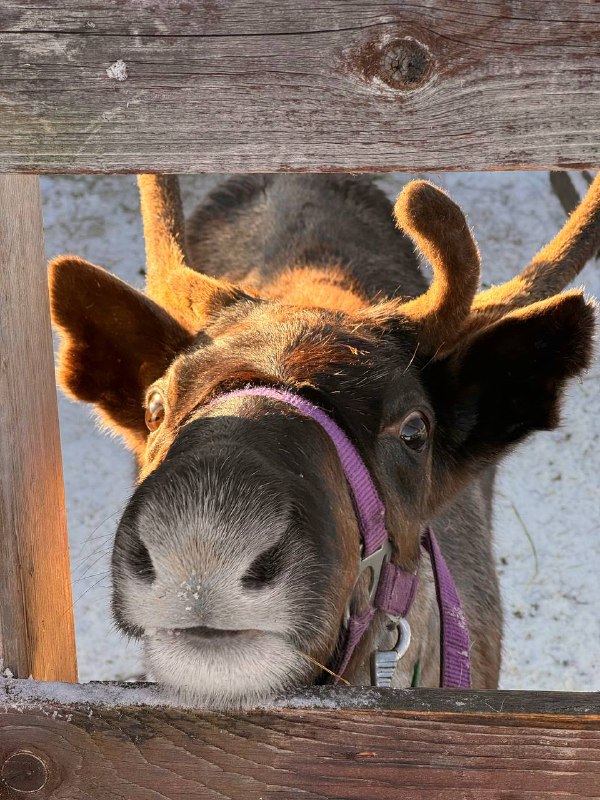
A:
379 38 433 90
1 752 48 793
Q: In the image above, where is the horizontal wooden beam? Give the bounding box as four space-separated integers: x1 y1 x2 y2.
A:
1 680 599 798
0 1 599 173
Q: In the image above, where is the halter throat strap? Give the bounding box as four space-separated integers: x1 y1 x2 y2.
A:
209 386 471 689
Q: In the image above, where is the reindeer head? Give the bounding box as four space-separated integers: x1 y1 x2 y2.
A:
50 174 597 707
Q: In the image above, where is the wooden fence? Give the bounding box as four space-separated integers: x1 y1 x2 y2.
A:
0 1 599 173
1 681 599 799
0 2 598 798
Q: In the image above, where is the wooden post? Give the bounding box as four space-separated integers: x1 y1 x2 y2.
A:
0 174 77 682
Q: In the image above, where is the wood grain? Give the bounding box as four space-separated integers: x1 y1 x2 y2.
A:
0 175 77 682
1 682 599 799
0 1 599 173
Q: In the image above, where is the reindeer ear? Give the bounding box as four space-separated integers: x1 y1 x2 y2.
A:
424 291 595 467
50 256 192 451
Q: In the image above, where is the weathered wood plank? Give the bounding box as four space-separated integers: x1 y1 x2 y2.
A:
0 175 77 683
1 681 599 799
0 1 599 173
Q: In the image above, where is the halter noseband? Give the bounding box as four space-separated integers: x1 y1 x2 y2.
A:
209 387 471 689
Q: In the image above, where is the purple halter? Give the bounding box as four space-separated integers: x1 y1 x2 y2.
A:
210 387 471 689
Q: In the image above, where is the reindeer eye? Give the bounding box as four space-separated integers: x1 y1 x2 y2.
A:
381 410 430 451
399 411 429 452
145 391 165 431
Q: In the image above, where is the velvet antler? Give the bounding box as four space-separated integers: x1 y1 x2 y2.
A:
364 181 481 351
379 175 599 354
137 175 249 331
393 181 481 347
137 174 190 283
462 172 600 336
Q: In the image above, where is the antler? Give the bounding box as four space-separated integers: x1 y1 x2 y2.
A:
364 181 480 350
385 174 599 354
464 172 600 335
393 181 481 349
137 175 248 331
137 174 190 290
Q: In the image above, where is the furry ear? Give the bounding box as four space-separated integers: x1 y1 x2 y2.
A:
424 291 595 473
50 256 192 451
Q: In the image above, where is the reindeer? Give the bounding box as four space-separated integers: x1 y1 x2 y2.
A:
50 173 598 708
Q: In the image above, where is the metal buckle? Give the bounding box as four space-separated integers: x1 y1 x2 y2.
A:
343 539 393 626
370 618 412 687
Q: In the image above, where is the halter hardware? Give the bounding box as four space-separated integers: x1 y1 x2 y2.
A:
371 617 412 687
343 540 393 626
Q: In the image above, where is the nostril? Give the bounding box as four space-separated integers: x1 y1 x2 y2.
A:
242 542 284 589
126 536 156 583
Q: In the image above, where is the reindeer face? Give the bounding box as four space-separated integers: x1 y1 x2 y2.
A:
50 176 596 707
110 302 434 708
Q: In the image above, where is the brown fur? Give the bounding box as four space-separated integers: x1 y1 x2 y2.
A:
48 174 597 700
264 266 370 313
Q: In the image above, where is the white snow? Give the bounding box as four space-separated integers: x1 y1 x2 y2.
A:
41 172 599 691
0 677 463 712
0 675 165 712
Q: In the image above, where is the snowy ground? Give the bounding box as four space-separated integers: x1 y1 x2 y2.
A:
41 171 599 691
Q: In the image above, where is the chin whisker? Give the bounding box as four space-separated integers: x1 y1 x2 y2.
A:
295 649 350 685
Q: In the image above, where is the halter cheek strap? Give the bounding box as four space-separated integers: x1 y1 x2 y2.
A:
209 387 471 689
